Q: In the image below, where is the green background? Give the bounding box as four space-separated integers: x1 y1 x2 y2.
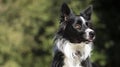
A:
0 0 120 67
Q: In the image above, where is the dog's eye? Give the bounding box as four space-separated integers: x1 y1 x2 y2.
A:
75 24 81 29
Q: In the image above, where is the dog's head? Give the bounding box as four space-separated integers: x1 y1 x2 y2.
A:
59 3 95 43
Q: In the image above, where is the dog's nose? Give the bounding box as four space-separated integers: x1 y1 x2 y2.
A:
89 31 95 39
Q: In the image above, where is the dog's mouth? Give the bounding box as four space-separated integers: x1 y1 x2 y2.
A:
84 37 95 44
70 35 95 43
84 39 92 44
71 38 94 44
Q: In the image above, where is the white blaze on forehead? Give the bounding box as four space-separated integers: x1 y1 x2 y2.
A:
80 16 86 24
85 28 93 32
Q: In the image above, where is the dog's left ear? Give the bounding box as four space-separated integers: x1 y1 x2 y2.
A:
80 5 93 21
60 3 73 22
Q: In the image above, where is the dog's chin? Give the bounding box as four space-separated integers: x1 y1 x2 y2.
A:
84 38 94 44
71 39 93 44
84 40 93 44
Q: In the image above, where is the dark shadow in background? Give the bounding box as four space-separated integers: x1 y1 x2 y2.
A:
93 0 120 67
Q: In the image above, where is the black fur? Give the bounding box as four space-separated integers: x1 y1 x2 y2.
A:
52 51 64 67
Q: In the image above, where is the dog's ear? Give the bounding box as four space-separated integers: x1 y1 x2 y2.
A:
60 3 73 21
80 5 93 21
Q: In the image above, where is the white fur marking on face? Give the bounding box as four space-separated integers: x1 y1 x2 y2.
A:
80 16 86 24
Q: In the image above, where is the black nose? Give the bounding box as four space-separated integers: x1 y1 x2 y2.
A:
89 31 95 39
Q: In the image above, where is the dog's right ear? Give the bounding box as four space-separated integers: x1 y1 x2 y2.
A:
60 3 72 22
80 5 93 21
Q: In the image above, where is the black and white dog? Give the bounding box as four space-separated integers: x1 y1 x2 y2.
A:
52 3 95 67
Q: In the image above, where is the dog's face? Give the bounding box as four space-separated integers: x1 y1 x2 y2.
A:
60 3 95 43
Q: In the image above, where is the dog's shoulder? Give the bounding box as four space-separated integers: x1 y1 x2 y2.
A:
52 50 64 67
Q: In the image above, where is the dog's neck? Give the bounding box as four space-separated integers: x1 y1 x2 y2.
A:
55 38 93 67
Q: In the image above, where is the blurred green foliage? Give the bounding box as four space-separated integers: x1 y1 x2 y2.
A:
0 0 120 67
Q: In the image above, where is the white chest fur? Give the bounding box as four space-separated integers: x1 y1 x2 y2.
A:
54 39 93 67
63 42 92 67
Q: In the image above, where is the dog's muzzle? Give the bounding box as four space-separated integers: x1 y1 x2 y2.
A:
84 28 95 42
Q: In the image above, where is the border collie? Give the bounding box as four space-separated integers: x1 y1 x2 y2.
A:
52 3 95 67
